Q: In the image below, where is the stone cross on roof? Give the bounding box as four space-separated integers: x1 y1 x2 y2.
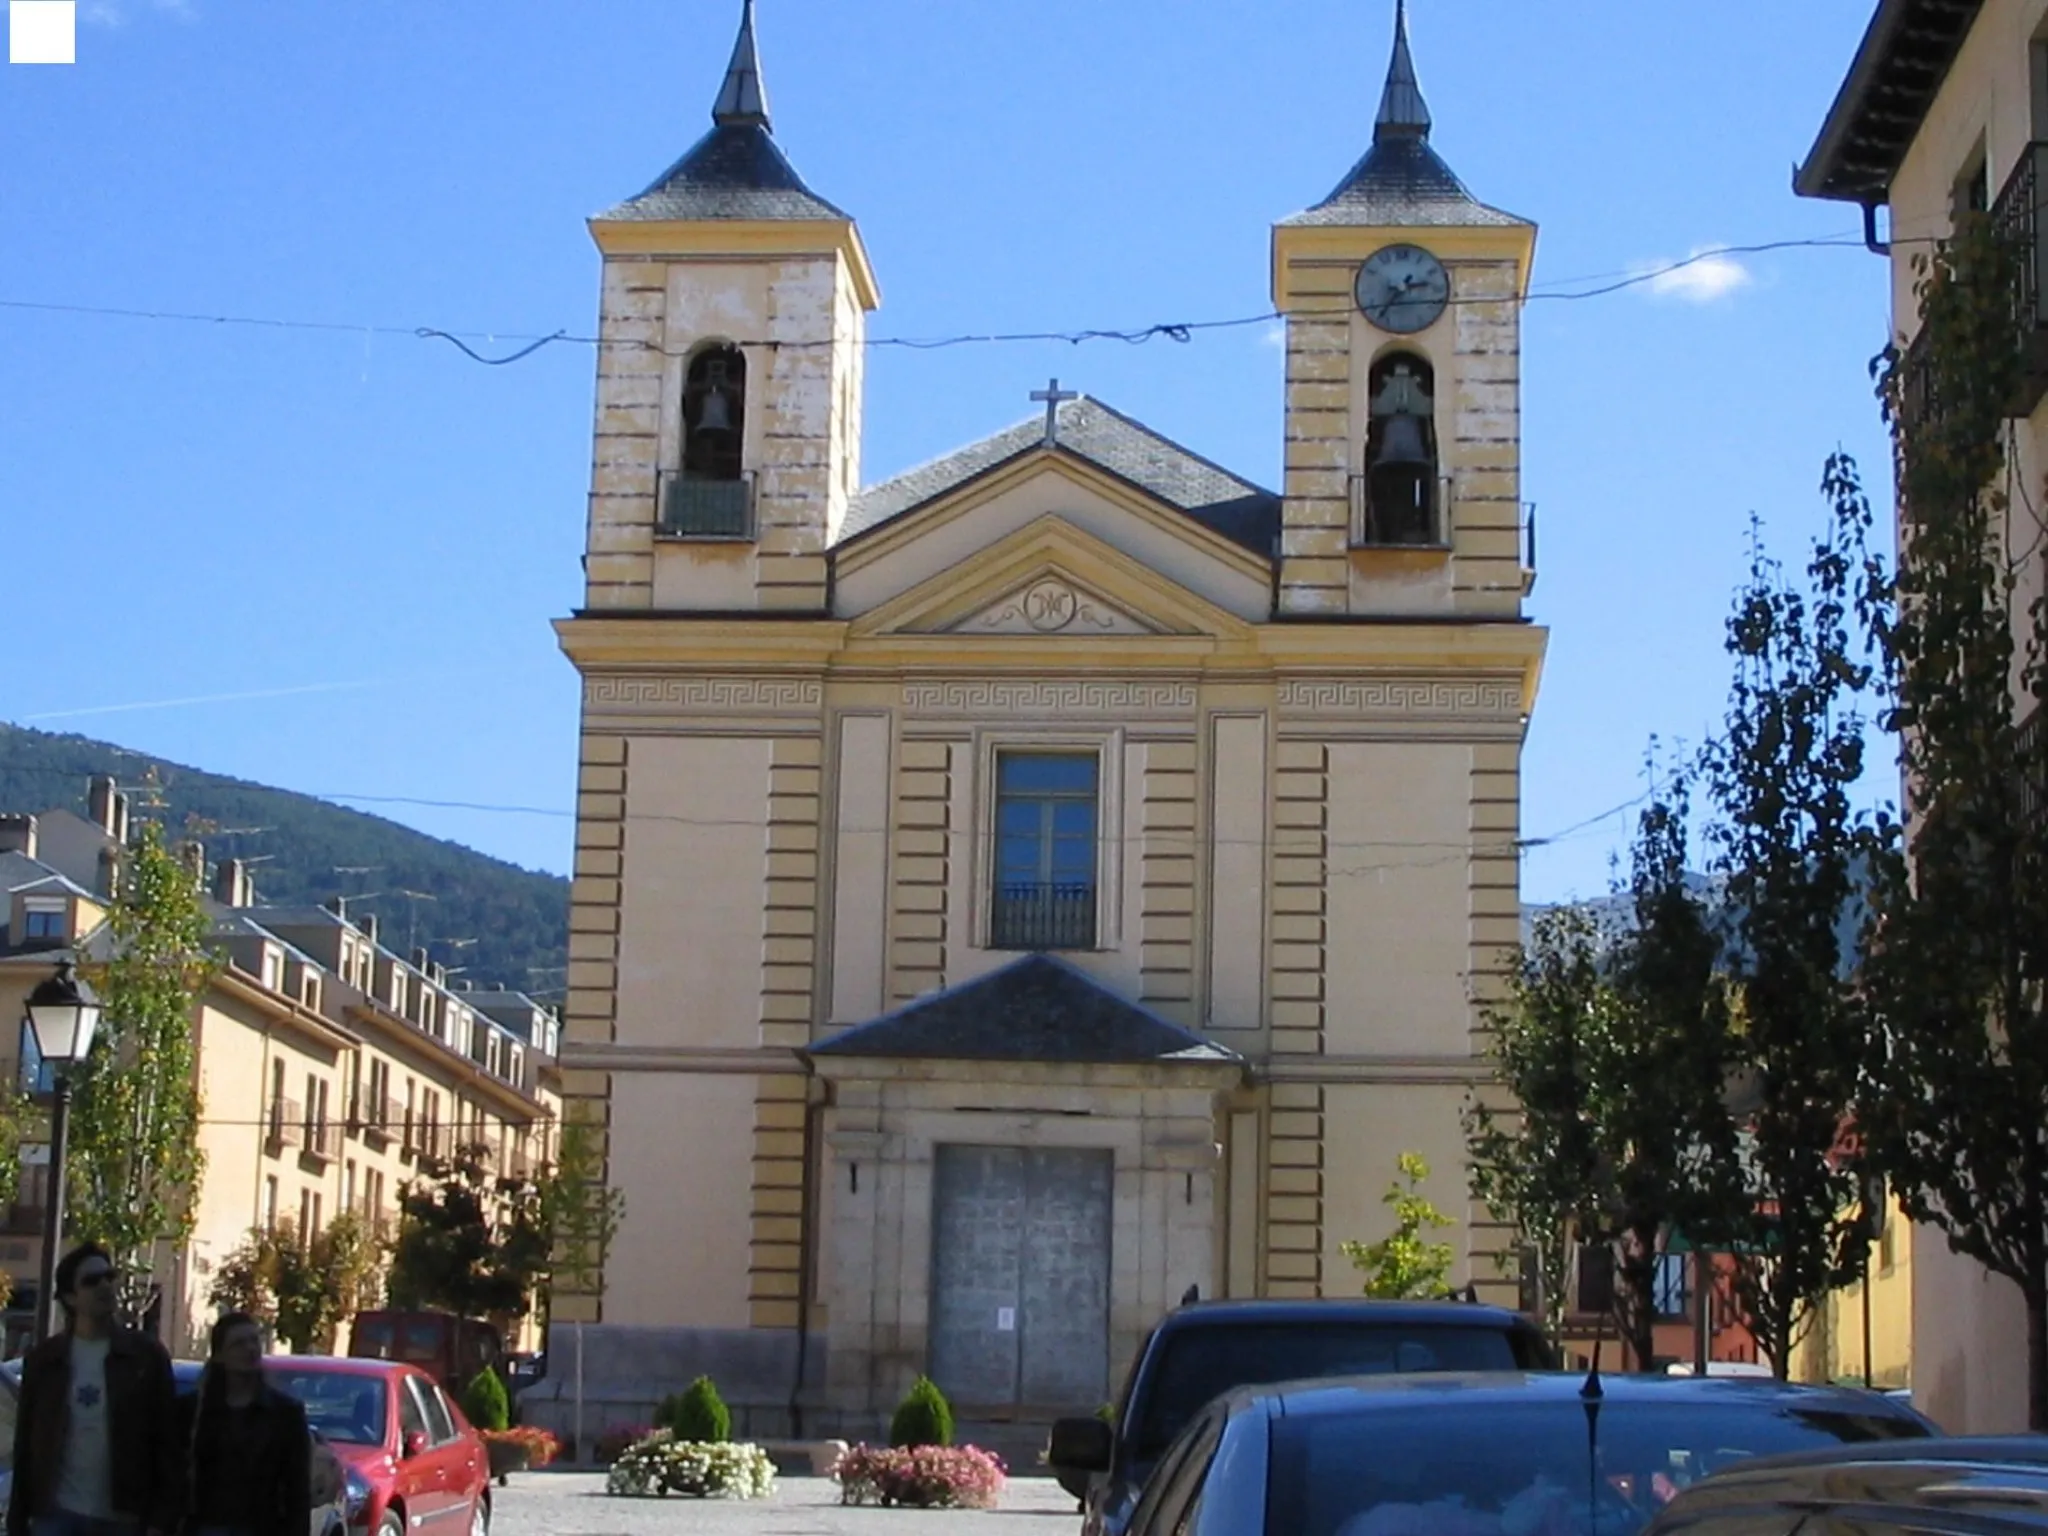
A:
1031 378 1079 444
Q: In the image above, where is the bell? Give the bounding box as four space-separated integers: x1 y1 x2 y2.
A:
696 384 734 434
1371 410 1430 471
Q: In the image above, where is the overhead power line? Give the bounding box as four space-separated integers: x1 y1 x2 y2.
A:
0 236 1886 368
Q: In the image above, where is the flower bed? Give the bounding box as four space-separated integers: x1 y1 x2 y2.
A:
832 1443 1006 1509
605 1430 777 1500
482 1426 560 1482
593 1424 655 1467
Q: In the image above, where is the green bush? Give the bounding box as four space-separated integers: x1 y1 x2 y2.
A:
462 1368 510 1433
888 1374 955 1448
655 1376 732 1444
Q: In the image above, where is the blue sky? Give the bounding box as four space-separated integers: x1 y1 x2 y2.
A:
1 0 1894 901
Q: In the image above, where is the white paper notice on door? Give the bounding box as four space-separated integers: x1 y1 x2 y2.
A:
996 1306 1016 1332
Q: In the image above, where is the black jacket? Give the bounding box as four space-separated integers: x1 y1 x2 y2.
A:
177 1379 311 1536
8 1328 184 1536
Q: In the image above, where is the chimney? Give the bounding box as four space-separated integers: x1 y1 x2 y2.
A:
0 814 36 859
96 846 120 898
113 792 130 845
213 857 252 908
88 776 119 836
176 840 206 889
360 913 378 946
322 895 345 918
410 946 430 973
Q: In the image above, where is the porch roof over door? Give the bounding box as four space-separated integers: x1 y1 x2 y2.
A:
807 953 1241 1068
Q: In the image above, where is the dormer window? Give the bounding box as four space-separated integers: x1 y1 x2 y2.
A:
662 344 754 539
1356 352 1441 547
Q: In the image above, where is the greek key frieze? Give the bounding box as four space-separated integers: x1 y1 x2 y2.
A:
583 675 824 714
902 679 1197 715
1277 678 1524 718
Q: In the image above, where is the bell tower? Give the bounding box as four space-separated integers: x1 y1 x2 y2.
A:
1271 0 1535 618
582 0 880 613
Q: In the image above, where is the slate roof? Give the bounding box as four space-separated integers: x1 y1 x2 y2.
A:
809 953 1241 1066
837 395 1281 557
596 1 849 224
1284 135 1528 230
598 124 849 224
1281 2 1527 231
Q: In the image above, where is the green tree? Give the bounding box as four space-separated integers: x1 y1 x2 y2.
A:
388 1152 547 1321
66 819 211 1321
463 1367 511 1433
209 1226 282 1330
1592 780 1746 1372
1700 479 1889 1378
536 1114 626 1317
1467 907 1609 1344
656 1376 730 1443
889 1375 954 1449
1342 1152 1457 1299
1857 207 2048 1424
210 1213 387 1352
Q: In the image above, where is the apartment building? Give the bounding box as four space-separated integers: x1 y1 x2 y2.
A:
1797 0 2048 1431
0 781 561 1359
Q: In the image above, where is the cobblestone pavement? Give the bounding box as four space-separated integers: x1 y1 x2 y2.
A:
490 1472 1082 1535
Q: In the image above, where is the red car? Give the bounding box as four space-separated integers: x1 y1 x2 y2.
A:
263 1356 490 1536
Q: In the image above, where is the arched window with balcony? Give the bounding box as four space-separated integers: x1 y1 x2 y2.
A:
1358 351 1439 547
663 344 752 538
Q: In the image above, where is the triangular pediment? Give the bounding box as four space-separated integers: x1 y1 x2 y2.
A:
847 515 1257 642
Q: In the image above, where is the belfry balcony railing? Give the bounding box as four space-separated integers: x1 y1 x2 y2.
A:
1897 141 2048 437
658 470 755 540
990 882 1096 951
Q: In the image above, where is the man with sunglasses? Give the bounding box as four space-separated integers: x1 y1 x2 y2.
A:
8 1243 182 1536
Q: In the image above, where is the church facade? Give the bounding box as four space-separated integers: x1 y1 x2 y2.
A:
549 0 1546 1438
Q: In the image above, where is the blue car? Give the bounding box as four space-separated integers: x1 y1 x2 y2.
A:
1116 1371 1938 1536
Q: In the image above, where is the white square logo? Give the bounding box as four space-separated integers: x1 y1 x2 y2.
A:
10 1 76 64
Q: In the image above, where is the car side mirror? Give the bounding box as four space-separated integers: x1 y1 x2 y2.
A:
403 1430 429 1459
1047 1416 1113 1473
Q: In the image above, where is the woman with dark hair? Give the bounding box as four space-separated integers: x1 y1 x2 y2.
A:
181 1313 310 1536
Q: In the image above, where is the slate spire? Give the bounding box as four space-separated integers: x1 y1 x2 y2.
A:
712 0 770 129
1374 0 1432 142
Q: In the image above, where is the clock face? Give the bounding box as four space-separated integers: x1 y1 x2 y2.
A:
1355 243 1450 333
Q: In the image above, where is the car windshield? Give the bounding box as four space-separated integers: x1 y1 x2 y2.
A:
1266 1395 1930 1536
264 1368 386 1447
1132 1325 1523 1460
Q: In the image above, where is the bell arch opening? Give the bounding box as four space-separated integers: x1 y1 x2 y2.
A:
662 343 754 539
1357 351 1440 547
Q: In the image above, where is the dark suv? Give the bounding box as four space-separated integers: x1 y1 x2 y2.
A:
1047 1297 1557 1536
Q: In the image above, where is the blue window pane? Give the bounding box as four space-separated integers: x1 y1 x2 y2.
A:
1051 802 1096 835
999 754 1097 795
997 802 1041 836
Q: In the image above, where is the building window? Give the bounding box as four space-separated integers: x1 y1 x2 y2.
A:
1357 352 1440 547
268 1059 287 1143
991 752 1099 950
21 907 64 941
1653 1252 1691 1320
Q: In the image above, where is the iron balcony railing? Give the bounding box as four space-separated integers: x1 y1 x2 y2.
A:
1996 140 2048 418
1898 140 2048 436
302 1119 340 1162
990 881 1096 951
658 470 755 540
2021 703 2048 827
267 1098 304 1154
1349 473 1450 549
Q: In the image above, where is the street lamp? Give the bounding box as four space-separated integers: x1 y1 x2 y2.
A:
22 960 101 1342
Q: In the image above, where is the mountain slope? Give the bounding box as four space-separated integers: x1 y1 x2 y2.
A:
0 724 567 999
